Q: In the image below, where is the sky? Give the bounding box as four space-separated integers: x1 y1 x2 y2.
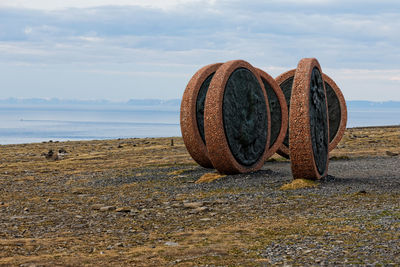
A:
0 0 400 101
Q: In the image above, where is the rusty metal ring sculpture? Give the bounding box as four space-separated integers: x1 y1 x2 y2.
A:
289 58 329 179
276 69 347 158
256 68 288 160
204 60 271 174
180 63 222 168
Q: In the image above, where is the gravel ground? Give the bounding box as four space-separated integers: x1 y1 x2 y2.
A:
1 154 399 266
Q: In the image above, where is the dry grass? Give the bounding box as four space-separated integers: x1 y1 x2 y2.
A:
195 172 227 184
280 179 318 190
0 126 399 266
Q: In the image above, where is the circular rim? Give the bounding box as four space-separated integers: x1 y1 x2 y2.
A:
323 73 348 151
276 69 347 158
256 68 288 160
180 63 222 168
289 58 329 179
204 60 271 174
275 69 296 158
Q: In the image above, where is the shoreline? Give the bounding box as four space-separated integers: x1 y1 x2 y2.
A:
0 124 399 146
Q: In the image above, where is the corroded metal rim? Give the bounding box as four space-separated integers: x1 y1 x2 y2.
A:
180 63 222 168
323 73 348 151
276 69 347 158
275 69 295 159
256 68 288 160
204 60 271 174
289 58 329 179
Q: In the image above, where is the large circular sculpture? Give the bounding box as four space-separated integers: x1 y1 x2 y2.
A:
276 69 347 158
256 68 288 160
180 63 222 168
289 58 329 179
204 60 271 174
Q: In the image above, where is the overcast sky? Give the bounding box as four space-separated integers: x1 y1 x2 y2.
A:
1 0 399 101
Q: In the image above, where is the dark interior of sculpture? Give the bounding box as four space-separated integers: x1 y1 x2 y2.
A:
262 78 282 147
223 68 268 166
279 76 294 147
196 73 215 143
309 67 328 175
325 82 341 142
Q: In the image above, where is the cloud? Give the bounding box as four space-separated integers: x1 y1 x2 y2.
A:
0 1 399 100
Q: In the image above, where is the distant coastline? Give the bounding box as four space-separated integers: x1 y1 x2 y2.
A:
0 98 398 145
1 97 399 109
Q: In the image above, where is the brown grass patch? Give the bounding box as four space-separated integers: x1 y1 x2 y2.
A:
195 172 227 184
280 179 318 190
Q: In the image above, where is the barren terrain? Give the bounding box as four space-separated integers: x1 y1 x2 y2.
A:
0 126 399 266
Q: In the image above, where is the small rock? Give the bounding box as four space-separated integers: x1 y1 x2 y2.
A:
200 218 211 222
190 207 208 214
99 206 116 212
0 202 4 205
91 204 103 210
45 198 52 203
164 241 179 247
115 242 124 247
115 207 131 213
23 207 29 212
75 215 83 219
183 202 203 209
386 151 399 157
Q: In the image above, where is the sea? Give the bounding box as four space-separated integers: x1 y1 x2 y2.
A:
0 104 399 145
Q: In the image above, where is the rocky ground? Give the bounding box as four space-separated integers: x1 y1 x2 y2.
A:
0 126 399 266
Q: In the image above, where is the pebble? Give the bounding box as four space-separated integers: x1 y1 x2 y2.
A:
115 207 131 213
91 204 103 210
164 241 179 247
183 202 203 209
190 207 208 214
99 206 116 212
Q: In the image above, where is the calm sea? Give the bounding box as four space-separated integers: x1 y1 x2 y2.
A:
0 105 399 145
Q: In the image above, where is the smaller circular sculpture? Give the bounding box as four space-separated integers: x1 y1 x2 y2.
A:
180 63 222 168
275 69 347 158
323 73 348 151
204 60 271 174
289 58 329 179
275 70 295 158
256 68 288 160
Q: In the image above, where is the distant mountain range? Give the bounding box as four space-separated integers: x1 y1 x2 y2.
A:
0 98 399 109
0 98 181 107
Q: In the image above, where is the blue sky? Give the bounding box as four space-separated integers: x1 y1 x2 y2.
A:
0 0 399 101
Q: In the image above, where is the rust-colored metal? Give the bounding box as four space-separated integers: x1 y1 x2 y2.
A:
256 68 288 160
289 58 329 179
180 63 222 168
276 69 347 158
323 73 348 151
204 60 271 174
275 69 295 159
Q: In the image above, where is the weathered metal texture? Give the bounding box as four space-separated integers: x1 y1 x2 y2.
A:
274 69 295 159
204 60 271 174
289 58 329 179
180 63 222 168
276 69 347 158
256 68 288 160
323 73 348 151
